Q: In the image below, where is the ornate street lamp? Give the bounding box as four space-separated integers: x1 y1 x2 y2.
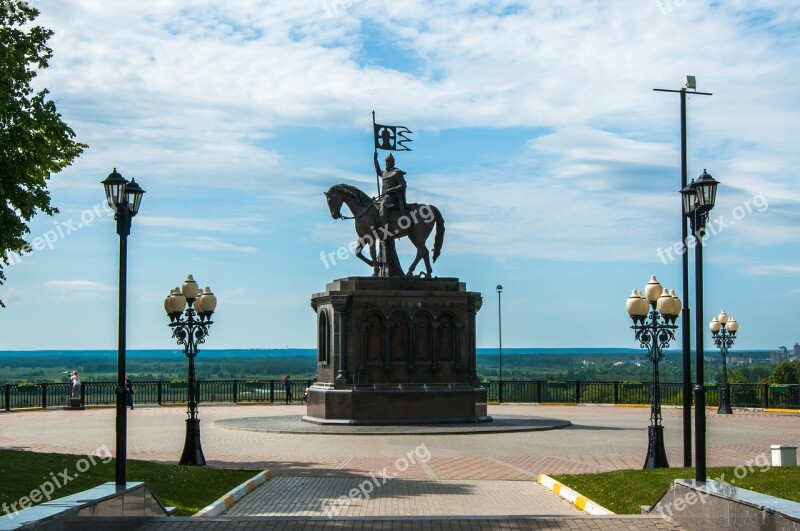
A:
101 168 145 486
654 76 712 468
710 310 738 415
626 275 681 469
681 169 719 482
496 284 503 403
164 275 217 466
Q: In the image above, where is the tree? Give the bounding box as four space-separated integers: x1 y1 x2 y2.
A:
767 360 799 384
1 1 86 306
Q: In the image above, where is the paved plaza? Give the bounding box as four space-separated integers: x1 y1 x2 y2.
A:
2 403 798 529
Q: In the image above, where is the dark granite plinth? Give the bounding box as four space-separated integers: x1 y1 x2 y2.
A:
308 277 486 424
306 384 488 425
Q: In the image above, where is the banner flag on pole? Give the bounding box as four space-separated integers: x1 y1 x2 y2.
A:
374 123 413 151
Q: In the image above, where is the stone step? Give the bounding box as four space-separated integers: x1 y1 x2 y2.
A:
64 515 685 531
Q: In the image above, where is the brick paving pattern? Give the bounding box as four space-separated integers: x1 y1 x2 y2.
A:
3 403 797 529
227 478 577 517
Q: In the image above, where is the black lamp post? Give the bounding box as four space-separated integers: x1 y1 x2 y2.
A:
164 276 217 466
496 284 503 403
654 76 712 468
710 310 738 415
681 169 719 482
626 276 681 469
101 168 145 486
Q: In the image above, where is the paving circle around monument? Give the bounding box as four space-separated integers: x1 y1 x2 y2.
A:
215 414 571 435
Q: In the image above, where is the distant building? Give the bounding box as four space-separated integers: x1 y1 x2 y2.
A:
728 355 753 365
793 343 800 361
771 346 790 364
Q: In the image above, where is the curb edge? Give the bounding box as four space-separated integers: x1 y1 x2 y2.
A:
194 469 272 517
537 473 614 516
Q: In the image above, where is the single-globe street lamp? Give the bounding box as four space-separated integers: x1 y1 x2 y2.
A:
497 284 503 403
626 275 681 469
710 310 738 415
681 169 719 482
164 275 217 466
101 168 145 486
654 76 712 467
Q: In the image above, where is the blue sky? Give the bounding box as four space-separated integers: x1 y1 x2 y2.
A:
1 0 799 351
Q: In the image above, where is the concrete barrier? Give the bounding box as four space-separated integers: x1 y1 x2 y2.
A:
648 479 800 530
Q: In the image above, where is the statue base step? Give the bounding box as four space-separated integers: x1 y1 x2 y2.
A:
305 384 489 425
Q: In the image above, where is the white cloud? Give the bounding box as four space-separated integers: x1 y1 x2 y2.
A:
744 264 800 276
137 215 267 235
167 236 258 254
44 280 116 294
32 2 800 257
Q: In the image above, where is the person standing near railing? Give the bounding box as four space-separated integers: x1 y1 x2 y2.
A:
70 371 81 400
282 375 293 404
125 375 136 410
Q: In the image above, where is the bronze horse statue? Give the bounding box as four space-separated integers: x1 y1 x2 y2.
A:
324 184 445 277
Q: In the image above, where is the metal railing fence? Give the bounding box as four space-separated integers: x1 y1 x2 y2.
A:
1 380 796 411
1 379 315 411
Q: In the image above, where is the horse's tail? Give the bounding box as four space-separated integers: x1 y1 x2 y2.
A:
432 206 445 263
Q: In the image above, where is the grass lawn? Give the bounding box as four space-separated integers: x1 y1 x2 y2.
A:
552 466 800 514
0 450 259 517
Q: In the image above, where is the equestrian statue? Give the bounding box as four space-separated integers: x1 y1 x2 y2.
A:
324 153 445 277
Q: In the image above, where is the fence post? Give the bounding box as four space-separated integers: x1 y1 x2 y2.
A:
764 383 770 409
575 381 581 404
498 380 504 403
233 380 239 404
41 383 48 409
80 382 85 407
269 380 275 403
613 381 619 404
535 380 542 403
157 381 163 405
4 384 10 411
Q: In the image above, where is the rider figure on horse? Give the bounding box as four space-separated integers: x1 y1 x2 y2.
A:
374 152 407 228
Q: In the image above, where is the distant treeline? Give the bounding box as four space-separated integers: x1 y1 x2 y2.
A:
0 349 776 384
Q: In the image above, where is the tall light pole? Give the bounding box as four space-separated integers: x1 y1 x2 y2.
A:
654 76 712 468
496 285 503 403
164 276 217 466
682 169 719 482
101 169 145 486
626 276 681 469
710 310 738 415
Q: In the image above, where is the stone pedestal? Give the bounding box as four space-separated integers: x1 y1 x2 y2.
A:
63 398 84 410
305 277 489 424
